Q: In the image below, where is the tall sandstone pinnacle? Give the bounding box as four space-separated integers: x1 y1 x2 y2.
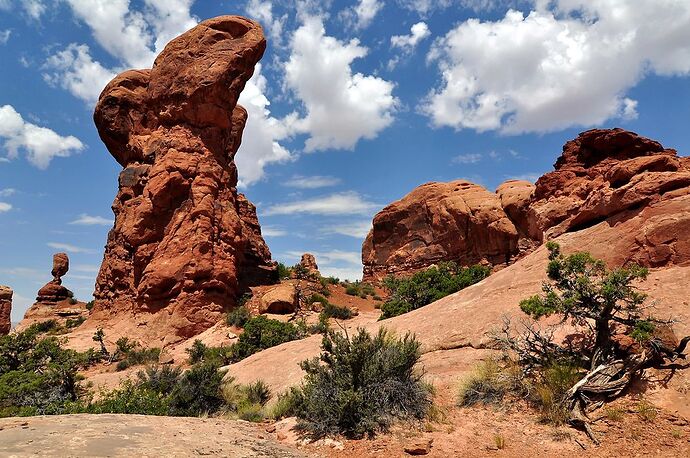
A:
92 16 275 341
363 128 690 281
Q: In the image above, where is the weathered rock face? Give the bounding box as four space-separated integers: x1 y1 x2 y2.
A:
298 253 319 276
363 129 690 281
528 128 690 243
258 283 297 314
362 180 521 282
0 285 12 335
91 16 275 340
36 252 72 303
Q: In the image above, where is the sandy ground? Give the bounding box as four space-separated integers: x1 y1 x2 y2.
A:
0 414 312 458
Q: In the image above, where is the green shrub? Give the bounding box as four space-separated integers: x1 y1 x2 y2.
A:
292 328 433 438
30 320 61 334
457 359 529 407
270 387 304 420
326 276 340 285
68 298 78 305
186 340 208 365
168 362 227 416
276 262 292 280
308 293 329 305
85 301 95 311
245 380 272 406
65 317 86 329
88 380 169 416
116 347 161 372
344 283 361 296
137 365 182 396
230 316 298 362
226 306 250 328
0 327 96 417
322 303 352 320
238 402 265 422
534 363 580 425
380 263 490 319
292 264 310 279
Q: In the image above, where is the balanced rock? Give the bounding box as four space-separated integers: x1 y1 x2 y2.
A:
36 252 72 303
91 16 275 340
362 180 520 282
0 286 12 335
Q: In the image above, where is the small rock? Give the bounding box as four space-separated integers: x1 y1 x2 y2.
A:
265 424 276 433
277 432 287 441
404 438 433 455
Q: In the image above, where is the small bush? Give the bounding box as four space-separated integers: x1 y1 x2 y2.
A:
380 263 490 319
457 359 528 407
604 406 625 422
186 340 208 365
230 316 298 362
326 276 340 285
344 283 361 296
321 303 352 320
65 317 86 329
238 402 265 422
292 264 310 279
534 363 581 425
116 347 161 372
88 380 169 416
276 262 292 280
270 387 303 420
86 301 94 311
137 365 182 396
226 306 250 328
636 400 658 422
494 434 506 450
68 298 78 305
292 328 433 438
168 362 227 416
31 320 61 334
245 380 272 406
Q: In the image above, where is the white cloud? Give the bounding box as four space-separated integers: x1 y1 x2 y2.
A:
0 105 84 169
506 172 541 182
452 153 483 164
245 0 286 44
285 249 361 266
342 0 383 29
319 266 362 281
0 202 11 212
397 0 515 15
284 175 341 189
0 29 10 44
24 0 46 19
43 44 116 104
319 221 372 238
47 242 97 254
69 213 113 226
0 188 16 197
236 65 293 186
284 16 397 151
391 22 430 51
263 191 379 216
425 1 690 134
72 264 100 273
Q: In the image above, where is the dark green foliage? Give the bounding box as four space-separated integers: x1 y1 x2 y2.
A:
85 301 95 311
326 276 340 285
230 316 298 361
380 263 491 319
291 328 432 438
65 316 86 329
322 302 352 320
226 305 250 328
137 365 183 396
631 320 655 343
308 293 329 305
168 362 227 416
87 380 169 416
292 264 310 279
344 283 360 296
520 242 652 367
68 298 78 305
186 340 208 365
32 320 60 334
0 327 97 417
276 262 292 280
245 380 272 406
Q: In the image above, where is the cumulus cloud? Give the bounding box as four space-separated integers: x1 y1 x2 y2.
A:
245 0 286 44
391 22 430 51
424 1 690 134
341 0 383 29
263 191 379 216
0 188 16 197
0 202 11 212
284 16 397 151
0 105 84 168
284 175 341 189
43 44 116 104
24 0 46 20
69 213 113 226
236 65 293 186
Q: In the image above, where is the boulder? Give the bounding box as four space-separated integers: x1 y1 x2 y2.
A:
90 16 276 342
0 285 12 335
496 179 535 238
51 253 69 280
259 284 297 314
298 253 319 276
362 180 520 282
36 253 72 303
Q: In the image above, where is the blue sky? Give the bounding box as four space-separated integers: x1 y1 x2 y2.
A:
1 0 690 321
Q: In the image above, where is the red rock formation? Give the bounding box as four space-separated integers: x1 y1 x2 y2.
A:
0 285 12 335
362 180 520 282
91 16 275 341
297 253 320 277
36 253 72 303
528 128 690 243
363 129 690 281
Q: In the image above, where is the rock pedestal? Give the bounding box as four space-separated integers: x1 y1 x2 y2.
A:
36 252 72 303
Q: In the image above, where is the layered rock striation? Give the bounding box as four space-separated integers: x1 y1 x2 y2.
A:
363 129 690 281
91 16 275 340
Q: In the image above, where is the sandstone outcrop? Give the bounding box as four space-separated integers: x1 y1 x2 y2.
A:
363 129 690 280
362 180 521 282
258 283 298 314
297 253 319 277
90 16 275 342
0 285 12 335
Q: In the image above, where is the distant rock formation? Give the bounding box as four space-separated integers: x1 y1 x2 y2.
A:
362 180 521 282
36 252 72 303
16 253 89 332
363 129 690 281
298 253 320 277
91 16 276 341
0 285 12 335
